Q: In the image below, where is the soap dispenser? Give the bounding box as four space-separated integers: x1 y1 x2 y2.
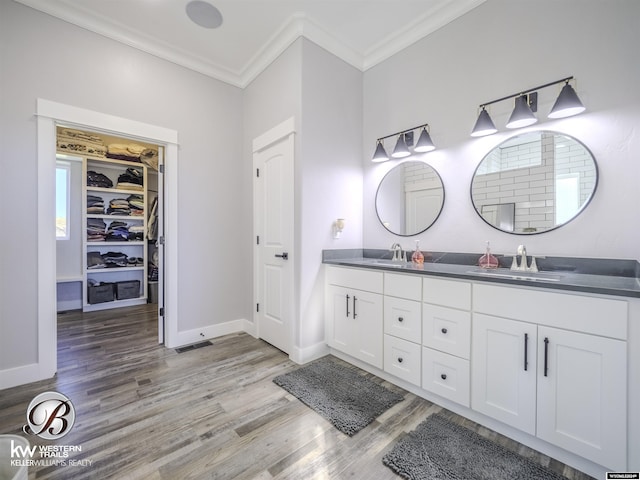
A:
411 240 424 264
478 241 499 269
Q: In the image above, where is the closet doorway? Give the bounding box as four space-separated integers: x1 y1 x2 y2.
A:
56 128 166 342
37 99 179 383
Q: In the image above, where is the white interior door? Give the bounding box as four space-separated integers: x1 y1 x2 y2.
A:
405 188 443 233
156 146 165 344
253 123 295 354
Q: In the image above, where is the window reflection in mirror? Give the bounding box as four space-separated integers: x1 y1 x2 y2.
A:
471 131 597 234
376 161 444 236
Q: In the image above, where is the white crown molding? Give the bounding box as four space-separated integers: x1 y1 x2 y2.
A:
363 0 486 70
14 0 486 88
238 13 365 88
14 0 244 86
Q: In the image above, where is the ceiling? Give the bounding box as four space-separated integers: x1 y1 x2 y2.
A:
15 0 485 88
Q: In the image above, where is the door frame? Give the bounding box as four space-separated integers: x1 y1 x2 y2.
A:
32 99 179 385
252 117 296 354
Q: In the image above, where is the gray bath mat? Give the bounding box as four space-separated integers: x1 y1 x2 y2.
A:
273 356 404 436
383 413 568 479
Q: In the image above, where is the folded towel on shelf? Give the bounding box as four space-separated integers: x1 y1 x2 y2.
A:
140 148 159 171
58 137 108 157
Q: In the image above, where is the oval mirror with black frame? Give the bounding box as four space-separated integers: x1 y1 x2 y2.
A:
471 131 598 235
375 161 445 236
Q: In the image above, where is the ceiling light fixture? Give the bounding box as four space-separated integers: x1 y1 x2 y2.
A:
471 76 585 137
186 1 223 29
372 124 435 162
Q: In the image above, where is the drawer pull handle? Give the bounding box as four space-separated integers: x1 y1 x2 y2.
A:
397 357 403 363
398 316 404 323
440 374 447 380
441 328 448 334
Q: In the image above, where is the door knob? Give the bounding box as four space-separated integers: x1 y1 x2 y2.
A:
275 252 289 260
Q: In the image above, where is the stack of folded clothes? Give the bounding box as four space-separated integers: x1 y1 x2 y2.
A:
87 195 105 214
57 128 107 157
116 168 143 190
128 225 145 241
107 198 131 216
87 170 113 188
127 194 144 216
102 251 128 268
106 143 146 162
87 251 106 269
106 221 130 241
87 219 107 241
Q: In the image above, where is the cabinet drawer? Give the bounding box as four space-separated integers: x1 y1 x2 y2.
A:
326 266 383 294
422 347 470 407
384 273 422 301
384 297 421 342
384 335 421 386
422 304 470 359
474 284 627 339
423 278 471 310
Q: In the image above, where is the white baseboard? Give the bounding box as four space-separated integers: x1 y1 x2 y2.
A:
289 341 329 365
0 362 55 390
168 318 247 348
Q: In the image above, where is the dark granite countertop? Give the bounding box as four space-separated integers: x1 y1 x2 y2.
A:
323 249 640 299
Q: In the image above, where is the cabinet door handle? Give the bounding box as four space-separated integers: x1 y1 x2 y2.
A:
397 357 403 363
398 316 404 323
274 252 288 260
543 337 549 377
524 333 529 371
345 294 350 318
441 327 448 334
440 374 447 380
353 296 358 318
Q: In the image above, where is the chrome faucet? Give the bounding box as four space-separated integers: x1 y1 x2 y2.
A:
511 244 541 272
390 243 404 262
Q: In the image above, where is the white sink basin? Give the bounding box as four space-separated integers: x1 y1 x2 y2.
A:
467 268 563 282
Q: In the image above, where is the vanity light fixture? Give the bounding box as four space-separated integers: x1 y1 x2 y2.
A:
471 76 585 137
372 140 389 162
372 124 435 162
392 133 411 158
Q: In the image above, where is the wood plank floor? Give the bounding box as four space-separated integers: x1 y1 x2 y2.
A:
0 305 594 479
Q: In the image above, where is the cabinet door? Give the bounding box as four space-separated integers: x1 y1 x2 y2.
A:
537 326 627 470
325 285 383 369
351 289 383 369
326 285 352 353
472 314 537 435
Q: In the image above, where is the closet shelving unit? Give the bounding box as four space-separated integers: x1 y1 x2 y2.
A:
82 155 148 311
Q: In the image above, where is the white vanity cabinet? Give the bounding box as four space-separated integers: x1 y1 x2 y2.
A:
325 266 383 368
421 278 472 407
383 273 422 386
472 283 628 470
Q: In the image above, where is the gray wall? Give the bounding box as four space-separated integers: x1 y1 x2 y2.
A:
363 0 640 260
0 1 245 371
243 39 363 356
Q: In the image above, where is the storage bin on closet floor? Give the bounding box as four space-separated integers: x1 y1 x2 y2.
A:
116 280 141 300
0 435 29 480
88 283 115 304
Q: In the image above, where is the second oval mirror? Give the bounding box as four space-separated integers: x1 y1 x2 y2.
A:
471 131 597 234
376 161 444 236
